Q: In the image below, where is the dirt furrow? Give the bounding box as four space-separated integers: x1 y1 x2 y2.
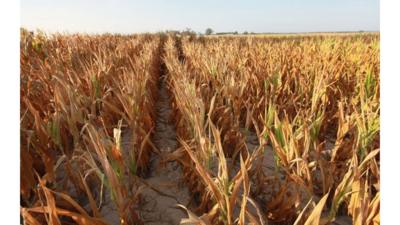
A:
137 42 190 225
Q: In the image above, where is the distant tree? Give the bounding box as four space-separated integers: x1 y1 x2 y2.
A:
205 28 214 35
183 27 192 33
233 31 238 35
181 28 196 39
180 28 194 35
243 31 248 35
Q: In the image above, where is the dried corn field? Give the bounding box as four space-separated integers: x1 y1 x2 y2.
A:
20 30 380 225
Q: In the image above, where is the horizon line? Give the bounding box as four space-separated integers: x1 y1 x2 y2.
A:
20 27 380 36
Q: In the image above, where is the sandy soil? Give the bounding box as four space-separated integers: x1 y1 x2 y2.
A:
136 75 190 225
241 127 276 176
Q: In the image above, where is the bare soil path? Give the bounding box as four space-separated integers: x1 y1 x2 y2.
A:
136 48 190 225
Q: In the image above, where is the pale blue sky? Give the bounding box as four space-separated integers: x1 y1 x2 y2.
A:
21 0 380 34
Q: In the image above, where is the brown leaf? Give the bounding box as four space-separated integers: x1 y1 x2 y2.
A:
304 193 329 225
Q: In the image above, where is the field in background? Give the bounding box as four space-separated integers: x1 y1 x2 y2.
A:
20 30 380 225
210 31 379 37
